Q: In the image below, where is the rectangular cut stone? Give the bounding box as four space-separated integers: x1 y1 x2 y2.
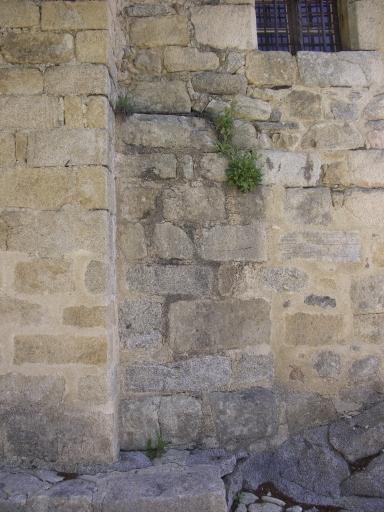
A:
280 231 361 262
158 395 203 447
86 96 110 129
192 5 256 49
191 73 247 95
14 335 107 365
1 32 74 64
76 30 110 64
27 129 108 167
0 96 60 130
302 122 364 150
0 0 39 27
231 353 274 388
0 167 108 210
15 258 74 294
198 224 266 262
351 274 384 314
284 188 332 226
123 356 231 393
45 64 110 96
42 1 109 30
130 16 189 47
342 190 384 226
247 51 298 86
119 298 163 350
324 151 384 187
63 306 107 328
116 153 177 179
130 81 191 113
164 47 219 72
347 0 384 50
285 312 343 346
126 264 213 296
121 114 216 151
120 396 160 449
169 299 271 354
260 150 321 186
0 133 15 167
298 51 384 87
354 314 384 344
0 295 41 325
0 68 43 95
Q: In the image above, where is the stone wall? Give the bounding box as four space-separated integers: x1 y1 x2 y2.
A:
0 0 119 468
116 0 384 452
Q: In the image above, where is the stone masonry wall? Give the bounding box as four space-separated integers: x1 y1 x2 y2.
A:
116 0 384 452
0 0 120 468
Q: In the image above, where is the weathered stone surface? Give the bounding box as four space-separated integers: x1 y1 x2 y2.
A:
232 95 272 121
285 313 343 346
126 264 213 296
246 51 298 86
329 402 384 462
153 223 194 260
14 335 107 365
0 295 41 325
121 114 216 151
42 1 108 30
78 375 108 405
364 94 384 120
200 154 228 182
313 351 341 378
119 221 147 260
63 306 107 328
354 313 384 344
125 4 176 16
351 274 384 313
341 453 384 499
198 224 266 262
0 471 49 510
86 96 109 129
298 51 384 87
119 298 164 350
302 122 364 150
226 187 267 223
349 356 380 381
159 396 203 447
260 151 321 187
2 32 74 64
0 68 43 95
27 129 108 167
164 47 219 72
280 231 361 262
29 479 96 511
341 150 384 188
231 353 274 388
0 132 14 167
192 73 247 95
15 258 74 294
285 188 332 225
120 396 160 449
45 64 110 96
343 190 384 226
258 267 308 292
208 388 278 447
304 295 336 309
192 5 256 49
76 30 109 64
118 184 158 221
0 96 60 130
124 356 231 393
130 81 191 113
231 120 258 149
286 393 337 434
285 90 322 119
130 16 189 47
169 299 270 354
163 184 225 224
116 153 177 180
65 96 83 128
134 49 162 75
85 260 107 294
0 0 39 27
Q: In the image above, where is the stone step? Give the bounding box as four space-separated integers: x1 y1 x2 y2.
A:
0 463 227 512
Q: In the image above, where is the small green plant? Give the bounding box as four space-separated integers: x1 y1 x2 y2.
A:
115 94 132 115
213 104 262 193
145 433 169 460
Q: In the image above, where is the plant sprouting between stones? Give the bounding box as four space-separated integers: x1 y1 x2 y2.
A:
146 433 169 460
115 94 132 116
214 103 263 193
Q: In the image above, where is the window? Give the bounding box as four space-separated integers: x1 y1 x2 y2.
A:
256 0 341 54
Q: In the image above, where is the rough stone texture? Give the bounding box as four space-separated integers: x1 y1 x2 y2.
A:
153 223 194 260
130 81 191 113
246 51 298 86
341 453 384 498
41 1 109 30
0 68 43 95
1 32 74 64
351 274 384 313
302 122 364 150
354 313 384 344
0 96 60 130
164 47 219 72
192 73 247 95
119 298 164 350
130 16 189 47
285 313 343 346
260 151 322 187
284 188 332 225
45 64 110 96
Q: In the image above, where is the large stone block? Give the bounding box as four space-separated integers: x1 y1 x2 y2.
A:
163 184 225 224
15 258 75 294
169 299 271 354
153 223 194 260
232 95 272 121
85 260 107 294
118 184 159 221
354 314 384 344
199 153 228 182
198 224 266 262
208 388 278 448
231 353 274 388
0 96 60 130
27 129 109 167
0 0 39 27
63 306 107 328
285 312 344 346
45 64 110 96
164 47 219 72
0 133 15 167
280 231 361 262
130 16 189 47
0 167 108 210
335 150 384 188
0 68 43 95
130 81 191 113
119 298 164 350
159 395 202 447
284 188 332 225
28 479 95 512
302 121 364 150
246 51 298 86
120 396 160 449
119 221 147 262
124 356 231 393
116 153 177 180
364 94 384 120
191 73 247 95
258 267 308 292
1 32 74 64
285 89 322 120
42 1 109 30
260 150 321 187
342 0 384 51
14 335 108 365
297 51 384 87
192 5 257 49
0 295 42 325
125 264 213 296
342 190 384 226
76 30 110 64
120 114 216 151
351 274 384 314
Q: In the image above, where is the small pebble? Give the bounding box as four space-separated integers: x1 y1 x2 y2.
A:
261 495 286 506
286 507 303 512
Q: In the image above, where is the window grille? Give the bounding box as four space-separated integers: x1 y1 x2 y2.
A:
256 0 341 53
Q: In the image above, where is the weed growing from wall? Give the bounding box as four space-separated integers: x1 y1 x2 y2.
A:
115 94 132 115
